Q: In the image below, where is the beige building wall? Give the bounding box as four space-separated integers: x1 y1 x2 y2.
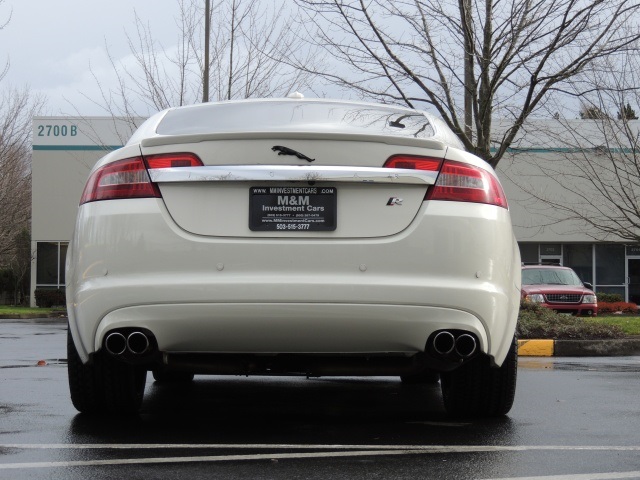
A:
498 153 602 243
30 117 139 306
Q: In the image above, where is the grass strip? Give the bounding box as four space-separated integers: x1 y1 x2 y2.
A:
586 316 640 336
0 306 57 316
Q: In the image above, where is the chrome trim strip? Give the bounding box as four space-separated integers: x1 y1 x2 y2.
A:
148 165 439 185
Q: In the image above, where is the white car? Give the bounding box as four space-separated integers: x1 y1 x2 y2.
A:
66 97 521 417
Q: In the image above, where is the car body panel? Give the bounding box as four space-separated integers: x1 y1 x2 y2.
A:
142 137 445 238
95 303 488 355
67 197 520 365
156 180 429 238
66 98 521 376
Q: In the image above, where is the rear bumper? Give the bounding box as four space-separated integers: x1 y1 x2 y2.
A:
67 198 521 369
94 302 488 354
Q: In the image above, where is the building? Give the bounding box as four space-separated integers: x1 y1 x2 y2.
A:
30 116 640 306
498 119 640 304
30 117 139 306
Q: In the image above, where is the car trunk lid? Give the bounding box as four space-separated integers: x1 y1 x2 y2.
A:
141 132 446 238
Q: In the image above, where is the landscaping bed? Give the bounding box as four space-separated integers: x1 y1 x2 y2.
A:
517 301 631 340
0 306 66 318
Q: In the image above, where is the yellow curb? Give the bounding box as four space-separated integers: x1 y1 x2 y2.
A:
518 339 554 356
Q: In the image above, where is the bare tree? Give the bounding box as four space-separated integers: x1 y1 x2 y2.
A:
0 2 46 289
86 0 320 122
293 0 640 167
501 53 640 243
2 228 31 304
0 0 10 84
0 86 44 259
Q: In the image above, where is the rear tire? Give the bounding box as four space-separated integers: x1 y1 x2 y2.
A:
67 328 147 414
440 336 517 417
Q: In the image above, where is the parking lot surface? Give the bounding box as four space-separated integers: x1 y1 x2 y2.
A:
1 320 640 479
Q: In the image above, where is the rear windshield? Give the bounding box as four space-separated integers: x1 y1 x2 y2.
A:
156 101 436 139
522 268 583 286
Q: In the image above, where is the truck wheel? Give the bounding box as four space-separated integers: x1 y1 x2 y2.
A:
67 328 147 414
440 336 517 417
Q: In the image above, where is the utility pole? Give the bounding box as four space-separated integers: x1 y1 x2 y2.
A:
460 0 473 141
202 0 210 103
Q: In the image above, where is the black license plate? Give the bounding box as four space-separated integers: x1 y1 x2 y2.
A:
249 186 337 231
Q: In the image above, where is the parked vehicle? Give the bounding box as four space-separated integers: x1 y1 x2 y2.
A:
521 265 597 316
66 97 521 417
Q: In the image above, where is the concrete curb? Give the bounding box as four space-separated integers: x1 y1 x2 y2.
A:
518 339 640 357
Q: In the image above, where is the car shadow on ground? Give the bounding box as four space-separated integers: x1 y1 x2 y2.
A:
67 376 516 446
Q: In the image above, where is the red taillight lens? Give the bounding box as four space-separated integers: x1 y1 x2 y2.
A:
80 153 204 205
383 155 442 171
427 160 508 208
145 152 203 169
80 157 160 205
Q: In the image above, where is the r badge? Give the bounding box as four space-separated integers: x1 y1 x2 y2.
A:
386 197 403 206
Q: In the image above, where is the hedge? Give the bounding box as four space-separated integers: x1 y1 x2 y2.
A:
34 289 66 308
596 293 624 303
598 302 638 314
517 300 624 339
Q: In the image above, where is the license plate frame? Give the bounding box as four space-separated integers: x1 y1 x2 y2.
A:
249 186 337 231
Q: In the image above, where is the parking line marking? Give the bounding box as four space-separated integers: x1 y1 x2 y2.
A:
2 444 640 451
1 445 640 470
483 471 640 480
0 450 427 469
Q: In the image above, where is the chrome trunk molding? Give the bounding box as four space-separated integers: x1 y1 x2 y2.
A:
149 165 439 185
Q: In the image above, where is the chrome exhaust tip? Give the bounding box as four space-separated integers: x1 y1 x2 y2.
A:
105 332 127 356
433 331 456 356
127 331 150 355
455 333 477 358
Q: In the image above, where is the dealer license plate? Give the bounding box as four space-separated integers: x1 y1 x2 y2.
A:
249 186 337 231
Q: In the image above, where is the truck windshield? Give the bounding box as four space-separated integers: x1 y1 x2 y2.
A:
522 268 583 286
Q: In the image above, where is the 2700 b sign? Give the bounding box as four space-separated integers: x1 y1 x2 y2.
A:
249 186 337 231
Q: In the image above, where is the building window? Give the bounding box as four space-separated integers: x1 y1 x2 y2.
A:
519 243 539 264
595 244 625 288
564 244 593 284
36 242 68 289
595 286 626 298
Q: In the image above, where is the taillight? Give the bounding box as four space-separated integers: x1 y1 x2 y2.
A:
384 155 442 171
383 155 507 208
427 160 508 209
145 152 203 169
80 153 204 205
80 157 160 204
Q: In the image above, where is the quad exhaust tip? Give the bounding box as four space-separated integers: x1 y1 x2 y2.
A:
105 330 152 356
431 330 478 360
105 332 127 356
127 331 150 355
433 331 456 356
454 333 477 358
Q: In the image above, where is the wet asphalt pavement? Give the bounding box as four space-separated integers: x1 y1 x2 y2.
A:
1 319 640 480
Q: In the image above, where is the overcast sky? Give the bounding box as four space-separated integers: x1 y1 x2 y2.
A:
1 0 183 115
